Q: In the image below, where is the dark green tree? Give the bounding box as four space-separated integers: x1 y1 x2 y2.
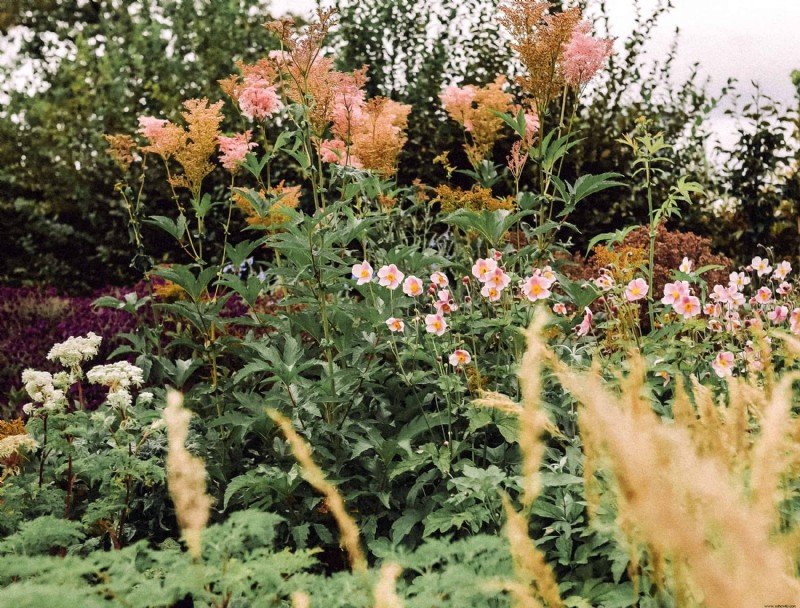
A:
0 0 278 292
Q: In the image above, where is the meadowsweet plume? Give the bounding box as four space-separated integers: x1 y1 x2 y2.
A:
499 0 582 105
21 369 66 411
349 97 411 177
137 116 185 159
87 361 144 392
238 76 282 120
217 131 257 172
561 21 614 88
171 98 225 198
104 134 137 171
440 77 513 165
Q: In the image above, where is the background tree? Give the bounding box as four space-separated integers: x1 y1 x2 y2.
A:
0 0 279 292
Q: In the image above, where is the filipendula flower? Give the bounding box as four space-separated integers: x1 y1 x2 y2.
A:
238 76 282 120
561 21 614 88
47 332 102 371
217 131 257 172
87 361 144 392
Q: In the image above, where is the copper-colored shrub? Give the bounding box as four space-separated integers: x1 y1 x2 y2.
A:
573 225 732 295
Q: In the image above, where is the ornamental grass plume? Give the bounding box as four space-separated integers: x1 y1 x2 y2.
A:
475 311 563 608
552 351 800 607
267 409 367 573
164 390 212 559
502 494 564 608
474 311 558 507
373 563 404 608
291 591 311 608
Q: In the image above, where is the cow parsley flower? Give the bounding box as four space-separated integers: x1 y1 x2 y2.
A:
87 362 144 392
47 332 102 370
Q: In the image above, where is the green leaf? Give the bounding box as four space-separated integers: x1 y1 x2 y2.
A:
586 225 637 255
572 172 625 205
144 215 186 241
391 511 423 545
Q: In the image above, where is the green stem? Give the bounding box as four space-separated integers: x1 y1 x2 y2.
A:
646 160 656 330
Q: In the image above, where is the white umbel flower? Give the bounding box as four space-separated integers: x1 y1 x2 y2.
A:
0 434 39 460
21 369 67 411
87 361 144 392
107 390 133 410
47 332 102 370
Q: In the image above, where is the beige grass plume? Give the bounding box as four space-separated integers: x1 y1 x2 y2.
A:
554 352 800 608
474 309 554 508
164 390 212 559
267 409 367 573
475 310 564 607
373 563 404 608
291 591 311 608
